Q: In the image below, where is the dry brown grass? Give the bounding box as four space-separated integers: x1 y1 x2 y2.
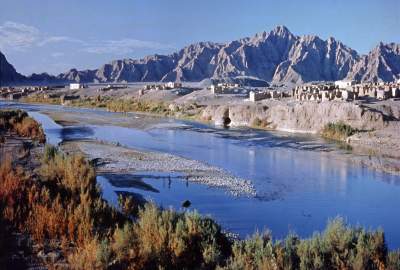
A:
0 110 46 143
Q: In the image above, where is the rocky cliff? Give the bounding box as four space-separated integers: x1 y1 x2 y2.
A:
201 101 386 133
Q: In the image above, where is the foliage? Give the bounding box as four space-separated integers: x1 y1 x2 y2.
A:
387 250 400 270
118 194 140 217
111 203 231 269
106 99 170 115
0 156 32 230
252 117 269 128
33 149 124 245
0 109 46 143
0 145 124 253
68 237 112 270
221 217 387 270
321 121 357 141
21 95 61 105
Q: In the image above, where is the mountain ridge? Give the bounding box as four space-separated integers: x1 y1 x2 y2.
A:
1 26 399 85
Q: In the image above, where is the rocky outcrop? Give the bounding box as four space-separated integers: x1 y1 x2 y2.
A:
201 101 386 133
272 36 359 83
56 68 96 83
346 43 400 82
0 51 25 85
0 51 64 85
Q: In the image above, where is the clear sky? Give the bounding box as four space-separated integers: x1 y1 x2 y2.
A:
0 0 399 75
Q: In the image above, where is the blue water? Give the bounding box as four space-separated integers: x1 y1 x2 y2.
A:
2 101 400 248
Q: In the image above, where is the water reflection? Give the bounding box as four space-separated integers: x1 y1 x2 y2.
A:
60 126 94 141
4 101 400 248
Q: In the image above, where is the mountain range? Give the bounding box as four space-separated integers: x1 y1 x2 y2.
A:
1 26 399 85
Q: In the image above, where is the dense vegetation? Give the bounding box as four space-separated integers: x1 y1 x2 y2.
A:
1 148 399 269
22 94 171 115
1 112 400 269
0 110 46 143
321 122 357 141
22 94 206 120
106 99 170 115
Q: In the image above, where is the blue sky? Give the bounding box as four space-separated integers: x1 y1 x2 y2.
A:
0 0 399 75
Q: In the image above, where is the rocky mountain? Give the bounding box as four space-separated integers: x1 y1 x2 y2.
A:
0 51 65 85
0 51 25 85
346 43 400 82
2 26 399 85
57 26 398 83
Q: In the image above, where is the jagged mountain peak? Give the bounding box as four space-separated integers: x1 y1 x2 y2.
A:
1 26 399 85
346 41 400 82
270 25 292 36
251 25 295 43
52 27 400 83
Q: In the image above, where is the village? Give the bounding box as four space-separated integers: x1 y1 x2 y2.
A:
291 80 400 102
1 79 400 106
0 85 64 100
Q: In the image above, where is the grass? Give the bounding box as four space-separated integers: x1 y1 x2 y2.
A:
22 94 207 122
321 121 357 141
252 117 269 129
21 95 61 105
0 110 46 143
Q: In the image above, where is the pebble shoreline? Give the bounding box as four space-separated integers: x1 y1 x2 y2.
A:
68 140 257 197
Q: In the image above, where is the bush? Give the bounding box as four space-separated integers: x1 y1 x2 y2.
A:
42 144 58 163
0 144 123 250
321 122 357 141
0 110 46 143
106 99 170 115
221 217 388 270
34 148 123 246
111 203 231 269
0 156 31 229
222 231 277 270
1 129 398 269
68 237 111 270
388 250 400 270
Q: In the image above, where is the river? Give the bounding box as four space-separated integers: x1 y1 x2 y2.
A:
2 101 400 248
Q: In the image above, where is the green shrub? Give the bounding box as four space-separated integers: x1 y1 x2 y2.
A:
222 231 278 270
221 217 388 270
112 203 230 269
321 122 357 141
68 237 111 269
42 144 58 163
388 250 400 270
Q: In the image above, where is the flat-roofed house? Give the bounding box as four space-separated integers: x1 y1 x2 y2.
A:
334 80 356 89
70 83 87 90
165 82 182 89
376 89 391 100
391 87 400 98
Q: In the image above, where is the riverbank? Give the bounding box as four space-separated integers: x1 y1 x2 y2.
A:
22 96 400 176
2 109 400 270
61 139 256 197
